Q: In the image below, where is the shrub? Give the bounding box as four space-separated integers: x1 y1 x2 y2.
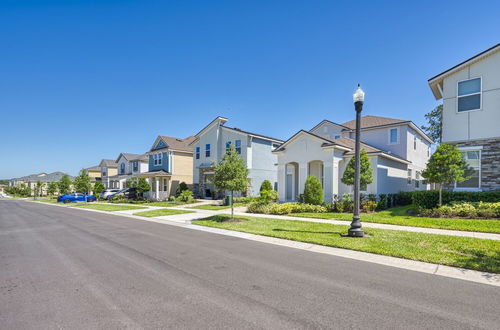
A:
177 190 194 203
260 189 278 203
418 201 500 219
247 201 273 214
361 200 377 213
247 202 327 215
394 191 413 206
303 176 324 205
175 182 189 197
413 190 500 209
376 194 388 211
259 180 273 193
339 193 354 212
234 196 259 204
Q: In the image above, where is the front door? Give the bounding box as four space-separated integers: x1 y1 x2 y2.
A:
286 174 293 201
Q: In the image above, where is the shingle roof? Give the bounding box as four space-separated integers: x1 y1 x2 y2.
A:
100 159 117 167
119 153 148 162
16 172 74 183
307 131 382 153
86 165 101 171
157 136 196 152
340 115 409 130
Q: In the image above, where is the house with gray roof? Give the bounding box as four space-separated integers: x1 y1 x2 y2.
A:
274 115 433 203
9 172 74 196
103 153 149 189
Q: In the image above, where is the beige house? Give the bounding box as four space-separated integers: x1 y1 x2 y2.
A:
138 135 195 200
85 165 102 182
99 159 118 189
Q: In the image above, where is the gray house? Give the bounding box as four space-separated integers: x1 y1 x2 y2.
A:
190 117 284 198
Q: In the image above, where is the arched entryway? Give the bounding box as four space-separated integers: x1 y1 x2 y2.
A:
308 160 324 187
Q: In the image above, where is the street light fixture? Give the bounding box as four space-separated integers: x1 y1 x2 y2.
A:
348 84 365 237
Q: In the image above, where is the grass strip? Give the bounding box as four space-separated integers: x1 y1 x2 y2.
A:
189 203 245 210
134 208 194 217
34 199 58 204
72 204 147 211
290 206 500 234
193 214 500 273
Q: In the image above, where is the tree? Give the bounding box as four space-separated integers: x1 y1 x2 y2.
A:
35 181 44 199
73 170 92 196
93 181 105 198
175 182 189 197
213 147 249 219
421 143 469 206
341 149 374 190
421 104 442 143
303 176 324 205
58 174 72 195
126 177 139 188
136 178 151 197
47 182 58 196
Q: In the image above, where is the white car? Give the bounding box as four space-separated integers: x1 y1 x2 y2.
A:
100 189 121 200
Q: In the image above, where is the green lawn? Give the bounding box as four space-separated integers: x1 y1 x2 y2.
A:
189 203 245 210
105 200 193 207
34 199 58 204
72 204 147 211
289 206 500 234
134 208 194 217
193 215 500 273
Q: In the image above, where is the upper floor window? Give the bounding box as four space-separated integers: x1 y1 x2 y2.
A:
389 128 399 144
195 147 200 160
413 136 417 150
120 163 125 174
205 144 211 157
102 168 107 177
456 150 481 189
235 140 241 154
457 78 481 112
133 161 138 172
153 153 163 166
225 141 232 154
334 135 341 139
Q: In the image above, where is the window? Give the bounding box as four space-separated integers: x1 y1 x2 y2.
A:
414 136 417 150
235 140 241 154
334 135 341 139
389 128 399 144
225 141 232 153
205 144 211 157
195 147 200 159
102 168 107 177
458 78 481 112
407 169 412 184
120 163 125 174
415 171 420 188
456 150 481 189
153 153 163 166
163 178 168 192
133 161 138 172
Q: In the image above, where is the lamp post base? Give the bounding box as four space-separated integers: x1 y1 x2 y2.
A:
347 227 365 237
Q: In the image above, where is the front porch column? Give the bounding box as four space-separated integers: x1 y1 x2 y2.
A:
298 162 308 197
155 178 159 200
277 164 286 202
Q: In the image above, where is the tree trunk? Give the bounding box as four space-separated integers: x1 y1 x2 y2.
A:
438 185 442 207
231 190 234 220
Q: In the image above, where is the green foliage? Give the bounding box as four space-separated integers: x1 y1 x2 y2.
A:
175 182 189 197
259 180 273 193
58 174 72 195
419 202 500 219
73 169 92 194
259 189 278 203
213 147 249 218
303 176 324 205
412 190 500 209
47 182 59 196
136 178 151 194
126 177 139 188
361 200 378 213
177 190 194 203
93 181 105 197
247 202 328 215
341 149 373 189
5 183 31 197
0 179 9 185
34 181 45 197
377 194 388 211
421 104 442 143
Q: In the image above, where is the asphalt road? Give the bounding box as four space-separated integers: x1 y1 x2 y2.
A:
1 200 499 329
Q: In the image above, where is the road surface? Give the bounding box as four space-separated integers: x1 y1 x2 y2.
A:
1 200 499 329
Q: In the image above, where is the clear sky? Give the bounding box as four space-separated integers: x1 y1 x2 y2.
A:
1 0 499 178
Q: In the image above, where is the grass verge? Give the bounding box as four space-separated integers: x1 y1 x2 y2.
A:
189 203 245 210
72 204 147 211
290 206 500 234
134 208 194 217
34 199 58 204
193 214 500 273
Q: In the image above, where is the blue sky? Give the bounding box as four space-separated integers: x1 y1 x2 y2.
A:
1 0 499 178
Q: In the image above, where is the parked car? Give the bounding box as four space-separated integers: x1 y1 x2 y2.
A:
100 189 121 200
107 188 139 200
57 193 97 203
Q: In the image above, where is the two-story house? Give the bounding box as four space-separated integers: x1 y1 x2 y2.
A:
428 43 500 191
106 153 149 189
99 159 118 189
138 135 195 200
190 117 284 198
85 165 102 182
274 115 433 203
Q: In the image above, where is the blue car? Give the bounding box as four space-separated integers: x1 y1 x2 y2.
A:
57 193 97 203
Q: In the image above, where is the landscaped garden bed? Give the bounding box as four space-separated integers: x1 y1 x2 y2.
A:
193 214 500 273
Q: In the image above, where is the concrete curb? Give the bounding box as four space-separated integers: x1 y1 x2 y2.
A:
26 200 500 287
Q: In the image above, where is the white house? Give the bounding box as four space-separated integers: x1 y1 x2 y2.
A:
428 43 500 191
274 116 433 203
190 117 284 198
104 153 148 189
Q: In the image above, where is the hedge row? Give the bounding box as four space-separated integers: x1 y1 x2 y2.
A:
412 190 500 209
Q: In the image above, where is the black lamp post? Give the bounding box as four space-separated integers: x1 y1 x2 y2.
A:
348 84 365 237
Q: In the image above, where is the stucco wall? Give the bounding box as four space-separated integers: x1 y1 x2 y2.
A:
310 122 345 140
442 50 500 142
248 138 278 196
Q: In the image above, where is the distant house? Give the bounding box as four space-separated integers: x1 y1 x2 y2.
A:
85 166 102 182
428 43 500 191
138 135 195 200
190 117 284 198
99 159 118 189
105 153 149 189
274 116 433 203
9 172 75 195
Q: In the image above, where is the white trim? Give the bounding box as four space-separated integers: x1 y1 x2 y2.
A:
454 149 481 191
456 77 482 113
458 146 483 151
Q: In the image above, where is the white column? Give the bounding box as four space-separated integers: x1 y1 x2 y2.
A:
155 178 159 200
298 162 308 196
277 164 285 202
